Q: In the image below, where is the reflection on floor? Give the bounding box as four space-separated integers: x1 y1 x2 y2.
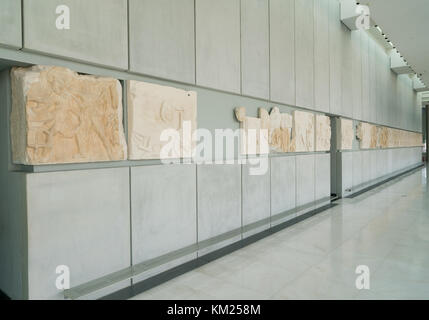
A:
131 167 429 300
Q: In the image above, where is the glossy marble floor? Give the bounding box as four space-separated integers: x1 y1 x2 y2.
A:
131 167 429 300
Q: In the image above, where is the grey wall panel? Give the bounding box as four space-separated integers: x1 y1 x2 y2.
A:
271 156 296 215
241 0 269 99
129 0 195 84
0 172 27 300
388 65 398 128
242 163 270 226
369 149 377 181
295 0 314 109
131 164 197 263
369 39 377 123
270 0 295 105
341 25 353 118
328 0 342 115
387 149 393 175
196 0 241 93
197 164 241 241
0 70 28 299
0 0 22 48
381 150 388 177
352 151 362 188
26 168 130 299
376 150 384 178
296 154 315 206
352 31 362 121
314 0 330 113
375 46 387 126
361 32 370 122
397 75 405 130
315 153 330 201
387 59 396 127
23 0 128 69
361 151 370 185
341 152 353 196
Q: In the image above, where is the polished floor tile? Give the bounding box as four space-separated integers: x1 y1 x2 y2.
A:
132 167 429 300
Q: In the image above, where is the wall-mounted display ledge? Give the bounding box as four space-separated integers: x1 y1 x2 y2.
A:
64 196 334 300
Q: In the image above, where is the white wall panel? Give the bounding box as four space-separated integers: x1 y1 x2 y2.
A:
361 32 370 122
361 151 370 184
197 164 241 241
241 0 270 99
368 38 377 123
341 25 353 118
352 31 362 121
329 0 342 115
295 0 314 109
296 154 315 207
131 165 197 263
352 151 362 189
315 153 330 201
0 0 22 48
26 168 130 299
129 0 195 83
270 0 295 105
196 0 241 93
314 0 330 113
271 156 296 216
24 0 128 69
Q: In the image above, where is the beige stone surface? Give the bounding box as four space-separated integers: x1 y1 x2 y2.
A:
291 110 315 152
315 115 331 152
235 106 294 154
269 107 293 153
378 126 389 148
127 80 197 160
10 65 127 165
356 122 377 149
356 122 423 149
235 107 269 155
384 128 422 148
337 118 353 150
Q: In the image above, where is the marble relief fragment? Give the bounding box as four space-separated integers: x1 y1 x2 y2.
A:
378 126 389 148
356 122 376 149
235 107 268 155
356 122 422 149
235 106 293 154
10 65 127 165
269 107 293 153
337 118 354 150
291 110 315 152
315 115 331 152
127 80 197 160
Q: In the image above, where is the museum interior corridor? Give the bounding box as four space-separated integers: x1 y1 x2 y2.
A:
131 166 429 300
1 0 429 302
